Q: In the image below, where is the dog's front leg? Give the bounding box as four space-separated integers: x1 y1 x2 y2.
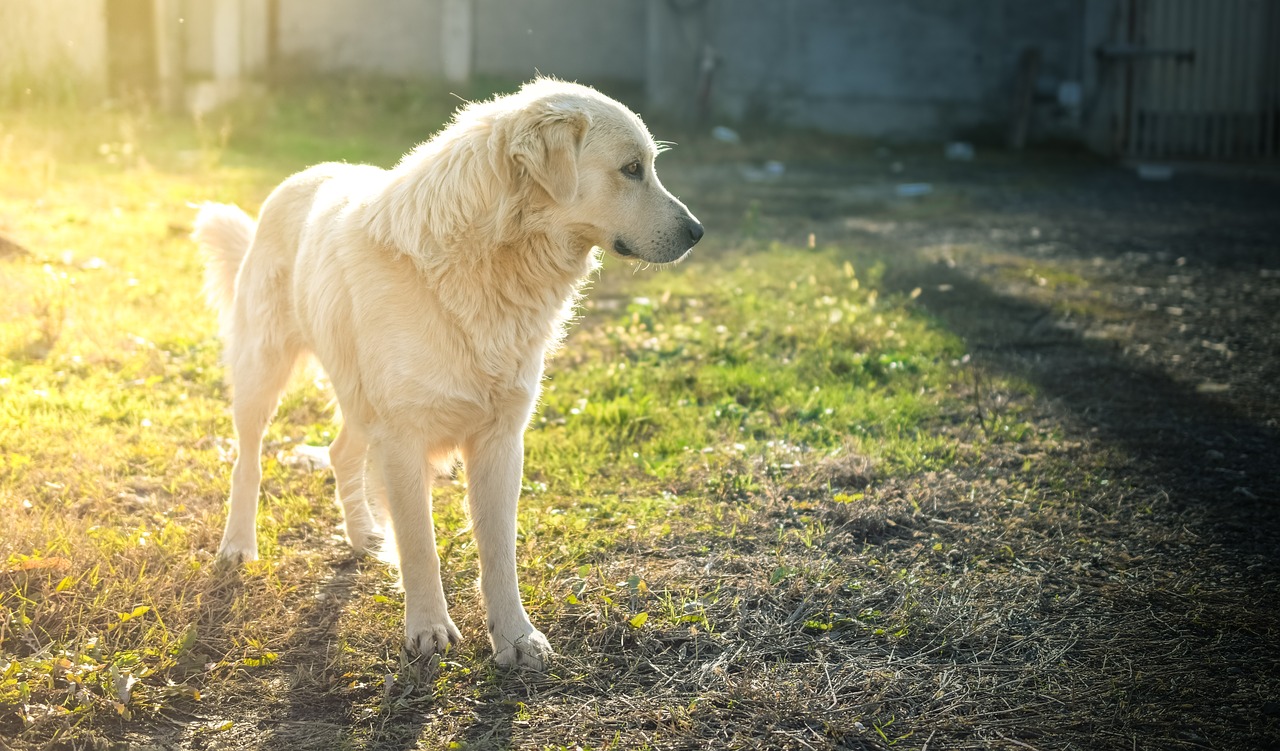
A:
374 441 460 662
463 430 553 670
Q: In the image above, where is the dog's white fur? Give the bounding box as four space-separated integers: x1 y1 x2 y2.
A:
193 79 701 669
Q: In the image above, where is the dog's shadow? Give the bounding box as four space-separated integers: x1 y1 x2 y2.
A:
166 549 437 750
455 696 520 749
171 505 559 750
248 551 541 750
271 553 436 750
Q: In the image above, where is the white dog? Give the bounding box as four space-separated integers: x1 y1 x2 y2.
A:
193 79 702 669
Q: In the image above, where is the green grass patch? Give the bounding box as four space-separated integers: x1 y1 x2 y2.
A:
0 83 1039 747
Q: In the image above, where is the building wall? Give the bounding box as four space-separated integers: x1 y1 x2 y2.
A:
183 0 270 79
0 0 1101 143
275 0 444 77
472 0 646 82
268 0 646 84
648 0 1087 140
0 0 108 98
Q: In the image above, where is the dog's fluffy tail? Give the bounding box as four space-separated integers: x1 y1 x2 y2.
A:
192 202 255 337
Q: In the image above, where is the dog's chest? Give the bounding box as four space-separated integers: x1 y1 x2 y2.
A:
418 355 543 442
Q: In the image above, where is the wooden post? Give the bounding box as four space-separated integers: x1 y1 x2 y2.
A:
442 0 473 84
152 0 182 112
211 0 242 89
1008 47 1042 150
645 0 704 124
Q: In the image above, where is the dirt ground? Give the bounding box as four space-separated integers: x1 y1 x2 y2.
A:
8 131 1277 750
663 144 1280 749
676 142 1280 513
166 146 1280 751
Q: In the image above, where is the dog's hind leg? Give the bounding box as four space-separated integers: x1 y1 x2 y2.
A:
373 440 460 662
217 339 300 563
329 423 380 555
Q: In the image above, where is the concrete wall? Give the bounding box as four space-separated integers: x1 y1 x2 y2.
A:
183 0 270 79
0 0 1102 144
648 0 1087 140
473 0 646 82
275 0 444 77
0 0 108 98
267 0 648 88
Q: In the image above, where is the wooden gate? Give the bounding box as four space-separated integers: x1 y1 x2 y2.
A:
105 0 158 97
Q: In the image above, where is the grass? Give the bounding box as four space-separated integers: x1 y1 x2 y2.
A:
0 80 996 748
3 79 1277 750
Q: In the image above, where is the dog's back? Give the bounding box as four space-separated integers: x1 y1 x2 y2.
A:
194 162 382 362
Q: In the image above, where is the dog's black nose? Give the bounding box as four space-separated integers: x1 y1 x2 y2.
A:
686 218 705 245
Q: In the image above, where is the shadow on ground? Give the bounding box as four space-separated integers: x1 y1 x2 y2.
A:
659 149 1280 748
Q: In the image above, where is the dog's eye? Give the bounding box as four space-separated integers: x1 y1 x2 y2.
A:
622 161 643 180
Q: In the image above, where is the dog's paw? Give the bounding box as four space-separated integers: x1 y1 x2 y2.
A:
490 623 554 671
215 539 258 565
344 525 384 557
403 619 462 664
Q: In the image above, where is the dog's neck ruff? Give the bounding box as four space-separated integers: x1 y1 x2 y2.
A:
363 110 603 375
426 228 601 379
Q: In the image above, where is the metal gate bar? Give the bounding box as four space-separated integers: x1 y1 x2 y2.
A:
1122 0 1279 161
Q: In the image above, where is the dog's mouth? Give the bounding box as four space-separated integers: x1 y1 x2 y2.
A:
612 237 636 258
611 237 694 266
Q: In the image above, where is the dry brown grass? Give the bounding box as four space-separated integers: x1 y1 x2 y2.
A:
4 85 1279 751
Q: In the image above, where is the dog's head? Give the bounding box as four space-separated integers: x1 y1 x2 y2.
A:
505 79 703 265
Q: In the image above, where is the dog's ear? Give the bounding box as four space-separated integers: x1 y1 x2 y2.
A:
511 106 590 204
